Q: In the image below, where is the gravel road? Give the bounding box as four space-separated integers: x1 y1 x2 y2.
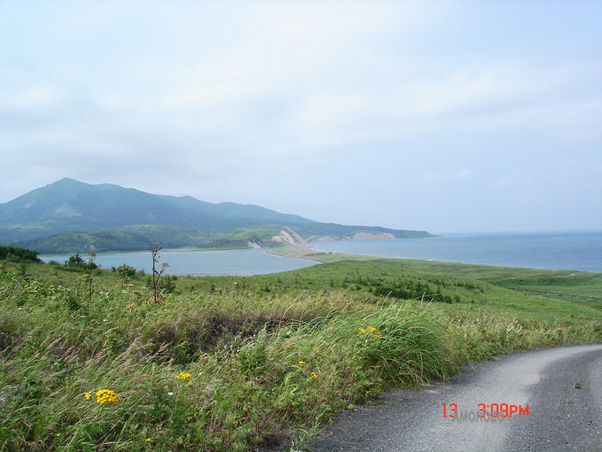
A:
307 344 602 452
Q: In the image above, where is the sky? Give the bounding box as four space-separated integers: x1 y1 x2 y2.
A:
1 0 601 234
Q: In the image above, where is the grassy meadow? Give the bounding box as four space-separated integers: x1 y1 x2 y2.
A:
1 250 601 451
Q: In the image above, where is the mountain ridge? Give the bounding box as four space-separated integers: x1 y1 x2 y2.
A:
0 178 432 253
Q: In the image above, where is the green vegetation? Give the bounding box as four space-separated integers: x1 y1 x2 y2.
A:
14 224 280 254
0 245 41 263
14 223 429 255
15 225 214 255
2 178 430 253
358 258 602 311
1 252 601 451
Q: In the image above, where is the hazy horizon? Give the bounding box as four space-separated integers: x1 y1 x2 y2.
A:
1 1 601 234
4 177 601 236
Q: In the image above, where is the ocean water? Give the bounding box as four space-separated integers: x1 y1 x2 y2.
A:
41 231 602 275
311 231 602 273
41 249 317 276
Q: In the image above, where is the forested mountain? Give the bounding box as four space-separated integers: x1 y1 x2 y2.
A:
0 178 431 253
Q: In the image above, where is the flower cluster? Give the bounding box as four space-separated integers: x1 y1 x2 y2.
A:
86 389 118 405
359 326 383 338
176 372 192 380
297 360 318 379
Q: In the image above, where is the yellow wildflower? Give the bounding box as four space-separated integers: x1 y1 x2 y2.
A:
298 361 306 366
368 326 383 337
176 372 192 380
84 391 92 400
310 372 318 379
95 389 118 405
358 328 366 334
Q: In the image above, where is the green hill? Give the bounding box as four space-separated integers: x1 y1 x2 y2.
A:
0 178 432 253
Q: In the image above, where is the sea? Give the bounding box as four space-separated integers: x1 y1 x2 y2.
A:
40 231 602 275
312 231 602 273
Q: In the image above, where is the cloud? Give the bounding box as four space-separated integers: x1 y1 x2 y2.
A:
490 177 515 189
1 1 601 232
423 169 472 183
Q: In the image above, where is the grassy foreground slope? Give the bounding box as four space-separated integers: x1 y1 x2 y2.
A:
0 255 601 451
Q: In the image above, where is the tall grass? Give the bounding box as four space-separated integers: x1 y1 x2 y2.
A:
1 260 601 451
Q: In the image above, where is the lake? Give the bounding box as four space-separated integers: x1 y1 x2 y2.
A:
41 231 602 275
41 249 317 276
311 231 602 273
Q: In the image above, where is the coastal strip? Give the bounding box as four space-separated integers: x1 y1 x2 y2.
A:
266 244 379 264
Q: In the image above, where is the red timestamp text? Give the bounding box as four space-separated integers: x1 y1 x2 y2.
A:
442 403 529 418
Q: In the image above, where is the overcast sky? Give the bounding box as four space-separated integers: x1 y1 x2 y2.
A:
1 1 601 233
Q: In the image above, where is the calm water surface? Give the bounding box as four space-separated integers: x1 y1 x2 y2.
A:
312 231 602 273
41 232 602 275
42 249 317 276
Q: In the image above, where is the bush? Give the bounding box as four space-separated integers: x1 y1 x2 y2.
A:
64 254 98 271
0 245 41 263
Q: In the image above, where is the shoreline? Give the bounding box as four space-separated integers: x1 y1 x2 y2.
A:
265 245 329 263
266 244 383 265
268 244 602 275
39 232 602 274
